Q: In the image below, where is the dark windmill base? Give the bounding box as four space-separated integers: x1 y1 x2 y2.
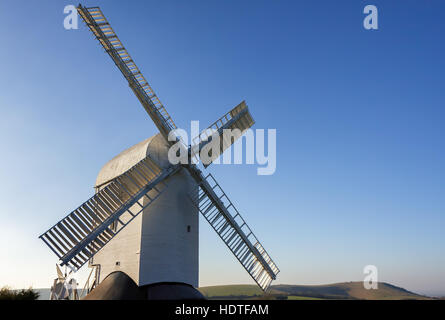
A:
83 272 205 300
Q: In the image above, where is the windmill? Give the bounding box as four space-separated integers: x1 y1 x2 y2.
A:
39 4 279 296
50 264 78 300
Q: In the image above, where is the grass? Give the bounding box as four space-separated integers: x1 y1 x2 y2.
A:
199 285 263 298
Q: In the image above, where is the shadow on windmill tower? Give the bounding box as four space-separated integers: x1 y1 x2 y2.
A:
39 5 279 300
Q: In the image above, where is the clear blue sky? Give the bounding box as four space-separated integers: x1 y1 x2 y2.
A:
0 1 444 296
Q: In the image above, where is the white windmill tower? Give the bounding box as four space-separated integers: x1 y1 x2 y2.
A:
40 4 279 299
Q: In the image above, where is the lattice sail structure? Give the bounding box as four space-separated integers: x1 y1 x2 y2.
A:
40 4 279 292
77 6 176 139
39 155 179 270
188 173 280 290
191 101 255 167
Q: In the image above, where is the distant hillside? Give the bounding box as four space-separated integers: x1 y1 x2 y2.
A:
33 282 430 300
199 282 430 300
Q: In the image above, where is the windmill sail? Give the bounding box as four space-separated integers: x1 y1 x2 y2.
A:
40 155 179 270
77 5 177 140
191 101 255 167
188 170 279 291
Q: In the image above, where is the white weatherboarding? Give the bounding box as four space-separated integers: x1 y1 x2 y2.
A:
40 4 279 296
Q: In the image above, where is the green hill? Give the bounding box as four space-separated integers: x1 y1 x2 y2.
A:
199 282 430 300
31 281 431 300
199 285 263 299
